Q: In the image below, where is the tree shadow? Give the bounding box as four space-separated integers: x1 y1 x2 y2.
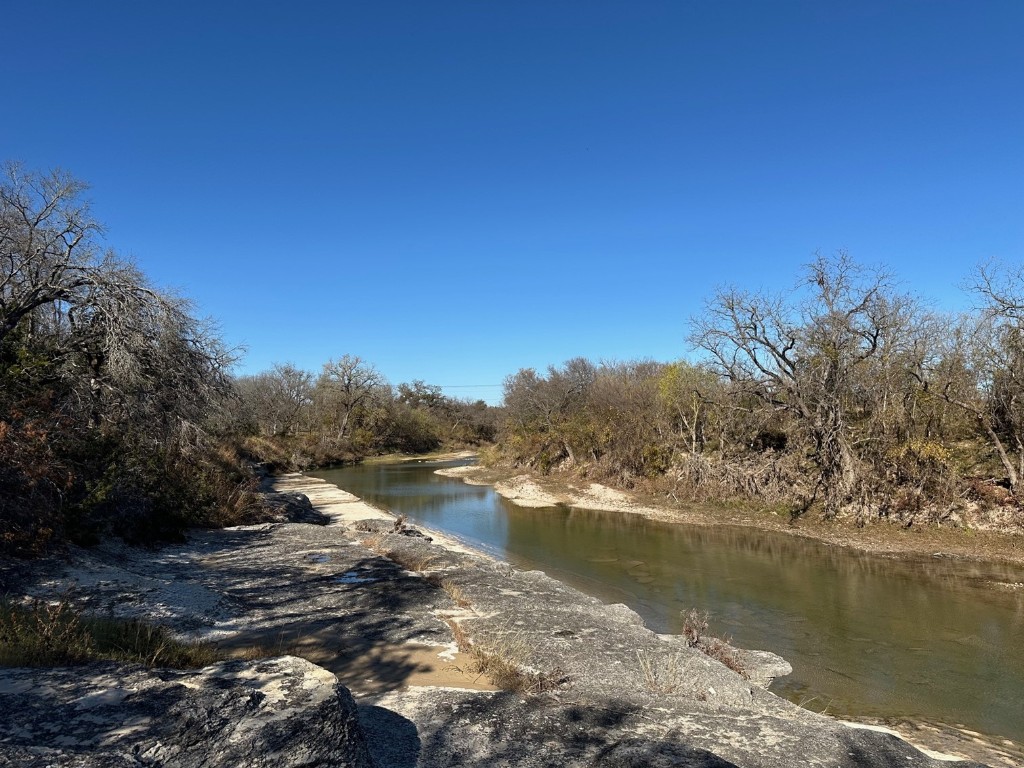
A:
167 526 462 693
413 691 741 767
359 704 422 768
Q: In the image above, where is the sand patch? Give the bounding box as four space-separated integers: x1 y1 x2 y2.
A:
492 476 562 508
220 633 496 695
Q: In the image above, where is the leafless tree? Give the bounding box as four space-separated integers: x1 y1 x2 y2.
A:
690 252 918 514
914 262 1024 494
1 163 234 446
237 363 314 436
0 162 104 344
503 358 595 432
316 355 384 440
502 358 597 465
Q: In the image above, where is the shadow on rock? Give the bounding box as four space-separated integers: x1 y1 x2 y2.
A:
359 704 422 768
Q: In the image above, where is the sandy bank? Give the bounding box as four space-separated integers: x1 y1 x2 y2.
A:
436 463 1024 568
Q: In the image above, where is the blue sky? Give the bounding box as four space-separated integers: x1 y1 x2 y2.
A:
4 2 1022 403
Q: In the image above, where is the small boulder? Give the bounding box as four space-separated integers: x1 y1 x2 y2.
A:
352 518 433 540
261 492 330 525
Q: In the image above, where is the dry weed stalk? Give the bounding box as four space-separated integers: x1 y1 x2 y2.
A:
636 649 691 694
680 608 748 679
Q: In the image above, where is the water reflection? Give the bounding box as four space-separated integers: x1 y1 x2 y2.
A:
313 459 1024 743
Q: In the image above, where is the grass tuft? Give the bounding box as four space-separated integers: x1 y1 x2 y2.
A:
1 595 223 669
425 575 472 608
636 649 690 693
444 618 564 694
387 549 441 572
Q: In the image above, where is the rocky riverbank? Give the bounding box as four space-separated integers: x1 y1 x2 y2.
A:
1 473 1012 767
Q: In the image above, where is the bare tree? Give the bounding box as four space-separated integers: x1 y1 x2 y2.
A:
0 162 105 344
316 355 384 440
690 252 917 514
915 262 1024 494
503 358 595 433
239 363 314 436
0 163 234 444
502 358 596 465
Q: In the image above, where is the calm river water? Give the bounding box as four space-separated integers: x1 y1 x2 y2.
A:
313 458 1024 744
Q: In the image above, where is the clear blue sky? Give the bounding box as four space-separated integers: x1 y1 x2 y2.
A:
4 2 1022 403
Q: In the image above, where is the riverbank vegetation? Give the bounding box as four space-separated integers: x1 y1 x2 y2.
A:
0 163 266 556
3 161 1021 558
498 253 1024 532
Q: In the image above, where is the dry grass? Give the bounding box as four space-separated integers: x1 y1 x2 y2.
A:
386 549 441 573
0 596 223 669
360 533 388 553
359 529 442 573
443 581 471 608
698 637 748 678
681 608 709 647
681 608 748 679
444 618 564 694
425 576 472 608
444 616 470 648
636 649 691 694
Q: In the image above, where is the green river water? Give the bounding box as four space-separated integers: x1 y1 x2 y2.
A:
313 458 1024 746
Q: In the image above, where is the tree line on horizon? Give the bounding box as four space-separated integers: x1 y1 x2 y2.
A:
228 358 498 467
3 163 1022 557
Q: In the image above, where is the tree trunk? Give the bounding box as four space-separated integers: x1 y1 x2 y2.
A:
984 422 1019 493
813 406 859 517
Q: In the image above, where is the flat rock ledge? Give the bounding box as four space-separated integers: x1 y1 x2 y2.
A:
2 471 992 767
0 655 373 768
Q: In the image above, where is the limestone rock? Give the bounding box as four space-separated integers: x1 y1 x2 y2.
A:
0 656 373 768
365 686 986 768
352 518 433 540
260 491 330 525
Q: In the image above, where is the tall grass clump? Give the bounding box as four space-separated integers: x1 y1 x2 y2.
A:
0 596 221 668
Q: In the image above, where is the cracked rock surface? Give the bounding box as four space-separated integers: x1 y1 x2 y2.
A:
0 656 373 768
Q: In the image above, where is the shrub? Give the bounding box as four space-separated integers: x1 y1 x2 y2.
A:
680 608 748 679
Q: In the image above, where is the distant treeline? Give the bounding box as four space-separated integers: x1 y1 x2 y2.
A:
498 253 1024 528
229 359 498 468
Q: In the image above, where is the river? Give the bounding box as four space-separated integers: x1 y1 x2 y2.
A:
312 458 1024 746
